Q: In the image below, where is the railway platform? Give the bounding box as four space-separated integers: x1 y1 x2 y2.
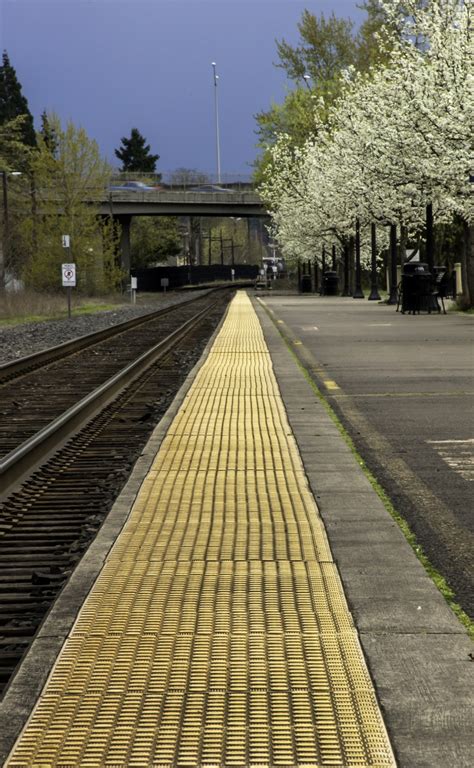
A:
1 291 472 767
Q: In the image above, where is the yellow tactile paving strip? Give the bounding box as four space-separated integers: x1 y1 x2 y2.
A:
7 292 396 767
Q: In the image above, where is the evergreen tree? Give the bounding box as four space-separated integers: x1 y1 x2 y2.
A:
0 51 36 146
0 115 34 288
40 111 58 157
114 128 160 174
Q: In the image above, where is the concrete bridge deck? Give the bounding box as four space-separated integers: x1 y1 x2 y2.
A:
100 189 266 218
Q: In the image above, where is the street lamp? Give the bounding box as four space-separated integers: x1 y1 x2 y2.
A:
368 222 381 301
353 218 365 298
211 62 221 184
302 73 311 90
0 170 21 291
387 224 398 305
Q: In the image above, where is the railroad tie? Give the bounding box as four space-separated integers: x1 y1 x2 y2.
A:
6 291 396 767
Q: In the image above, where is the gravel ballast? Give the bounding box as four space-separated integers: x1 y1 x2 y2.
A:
0 291 209 364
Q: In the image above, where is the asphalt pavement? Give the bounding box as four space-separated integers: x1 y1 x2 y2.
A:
257 294 474 617
253 294 473 767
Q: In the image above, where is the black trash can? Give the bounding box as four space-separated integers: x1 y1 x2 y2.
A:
323 271 339 296
300 274 312 293
401 263 433 313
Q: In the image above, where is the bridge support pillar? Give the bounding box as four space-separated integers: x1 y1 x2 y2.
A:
118 215 132 275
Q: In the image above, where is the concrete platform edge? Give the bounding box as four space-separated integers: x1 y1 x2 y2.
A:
0 303 231 766
252 295 474 768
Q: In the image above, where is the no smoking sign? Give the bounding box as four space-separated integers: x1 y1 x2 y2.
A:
62 263 76 287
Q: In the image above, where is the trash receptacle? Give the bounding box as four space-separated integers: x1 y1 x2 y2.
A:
401 263 432 313
323 271 339 296
300 274 312 293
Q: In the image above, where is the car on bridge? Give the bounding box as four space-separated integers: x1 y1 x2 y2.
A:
188 184 234 193
108 181 159 192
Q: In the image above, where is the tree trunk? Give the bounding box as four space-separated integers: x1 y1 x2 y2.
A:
0 171 7 291
426 203 434 273
399 225 407 264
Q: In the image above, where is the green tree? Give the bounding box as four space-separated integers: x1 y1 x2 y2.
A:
355 0 393 70
274 11 357 88
114 128 160 174
39 110 59 157
0 51 36 146
0 115 35 288
254 3 391 179
20 114 122 293
130 216 181 268
169 168 210 187
0 114 33 170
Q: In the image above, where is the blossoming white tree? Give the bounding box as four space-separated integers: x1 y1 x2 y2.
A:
260 0 473 304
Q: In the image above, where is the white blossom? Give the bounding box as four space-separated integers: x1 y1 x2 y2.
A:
260 0 473 270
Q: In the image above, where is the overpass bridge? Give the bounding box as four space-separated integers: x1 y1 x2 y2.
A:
101 188 266 218
98 189 268 273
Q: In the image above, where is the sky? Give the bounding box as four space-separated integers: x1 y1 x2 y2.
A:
1 0 365 179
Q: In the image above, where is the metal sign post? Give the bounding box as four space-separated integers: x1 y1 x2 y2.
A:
61 242 76 319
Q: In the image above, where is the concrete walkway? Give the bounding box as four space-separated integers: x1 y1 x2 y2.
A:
4 293 394 767
1 291 472 767
254 296 473 767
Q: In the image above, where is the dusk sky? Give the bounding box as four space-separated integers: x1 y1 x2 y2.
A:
2 0 365 178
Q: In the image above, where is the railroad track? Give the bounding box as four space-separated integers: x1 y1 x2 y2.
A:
0 290 229 489
0 289 233 696
0 290 217 384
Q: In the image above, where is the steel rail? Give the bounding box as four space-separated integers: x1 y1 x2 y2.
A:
0 290 219 384
0 300 218 495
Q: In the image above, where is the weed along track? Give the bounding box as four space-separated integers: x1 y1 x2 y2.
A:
0 290 233 696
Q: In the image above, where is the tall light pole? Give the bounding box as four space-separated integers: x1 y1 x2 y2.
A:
353 218 365 298
388 224 398 305
368 222 381 301
211 62 221 184
302 73 311 90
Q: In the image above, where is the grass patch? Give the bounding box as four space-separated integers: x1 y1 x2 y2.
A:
69 303 120 316
263 303 474 639
449 303 474 314
0 290 127 326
